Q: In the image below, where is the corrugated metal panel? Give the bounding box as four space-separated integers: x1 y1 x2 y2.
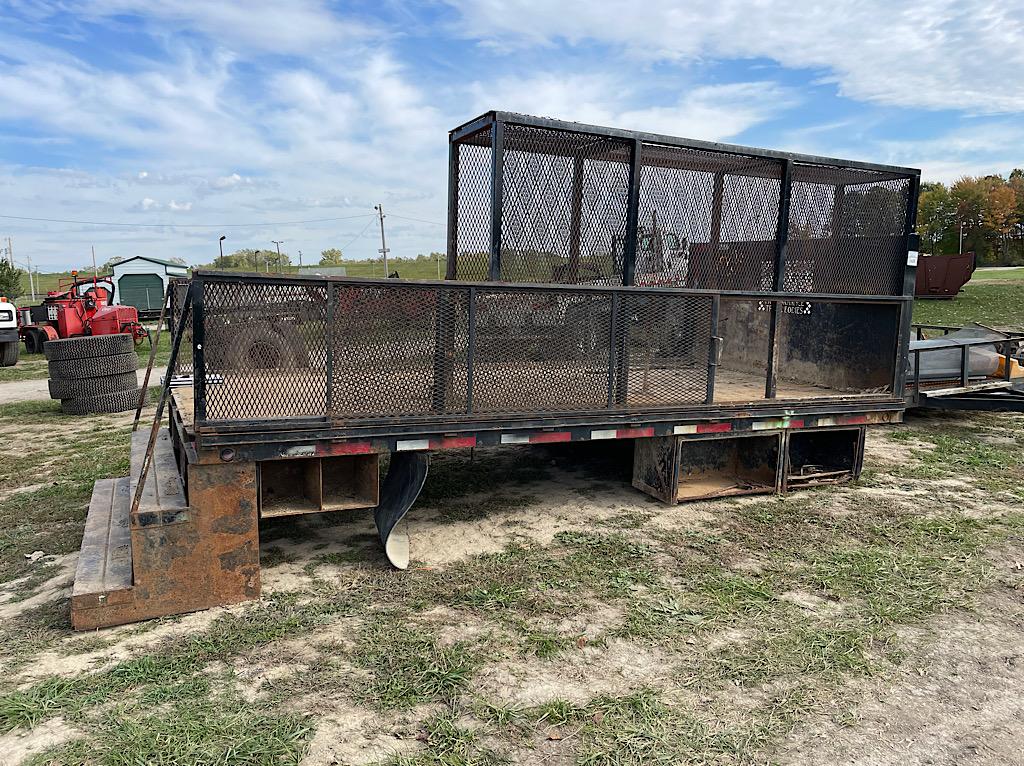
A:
118 274 164 310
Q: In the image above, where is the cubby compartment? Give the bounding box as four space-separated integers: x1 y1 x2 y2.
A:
784 428 863 489
633 433 782 503
322 454 379 510
259 459 321 518
676 433 781 501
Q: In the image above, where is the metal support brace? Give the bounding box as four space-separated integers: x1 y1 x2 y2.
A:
130 284 194 519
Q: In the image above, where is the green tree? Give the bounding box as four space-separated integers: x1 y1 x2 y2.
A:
0 260 25 301
917 182 956 255
319 248 343 266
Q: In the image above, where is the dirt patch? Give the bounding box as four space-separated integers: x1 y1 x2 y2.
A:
0 717 81 766
474 638 677 707
775 586 1024 766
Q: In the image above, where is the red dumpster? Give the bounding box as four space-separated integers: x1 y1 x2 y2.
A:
915 252 976 299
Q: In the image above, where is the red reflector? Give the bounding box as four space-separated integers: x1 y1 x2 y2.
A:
616 427 654 439
322 442 373 455
696 422 732 433
433 436 477 449
530 432 572 443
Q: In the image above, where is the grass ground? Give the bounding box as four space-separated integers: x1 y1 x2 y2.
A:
911 279 1024 328
973 267 1024 281
0 397 1021 764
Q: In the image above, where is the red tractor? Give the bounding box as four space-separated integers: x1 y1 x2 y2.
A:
17 272 148 354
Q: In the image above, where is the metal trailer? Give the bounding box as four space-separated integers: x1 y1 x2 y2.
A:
71 112 923 630
906 323 1024 411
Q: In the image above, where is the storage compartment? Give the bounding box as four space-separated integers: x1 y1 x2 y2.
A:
784 428 863 489
676 433 782 501
259 455 380 518
259 459 321 517
321 454 379 510
633 433 782 503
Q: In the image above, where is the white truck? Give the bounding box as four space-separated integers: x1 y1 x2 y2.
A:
0 296 19 366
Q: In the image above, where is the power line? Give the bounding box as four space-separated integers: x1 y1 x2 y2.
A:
388 213 445 226
0 212 376 228
338 217 376 251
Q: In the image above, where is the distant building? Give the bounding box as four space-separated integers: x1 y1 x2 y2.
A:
111 256 189 311
297 265 347 277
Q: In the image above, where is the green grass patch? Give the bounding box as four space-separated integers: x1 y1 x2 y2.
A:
912 281 1024 328
352 620 479 710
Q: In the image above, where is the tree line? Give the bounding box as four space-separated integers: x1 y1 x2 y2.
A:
918 170 1024 264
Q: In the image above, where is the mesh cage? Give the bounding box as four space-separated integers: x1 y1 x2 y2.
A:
498 124 632 285
615 293 713 406
201 279 329 420
450 128 493 281
328 283 470 418
636 144 781 290
168 279 193 377
471 288 615 412
448 114 916 298
787 165 911 296
191 276 728 423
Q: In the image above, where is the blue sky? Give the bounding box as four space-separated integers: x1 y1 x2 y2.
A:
1 0 1022 272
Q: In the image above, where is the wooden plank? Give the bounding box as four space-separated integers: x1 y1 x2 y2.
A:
105 478 133 590
72 478 116 598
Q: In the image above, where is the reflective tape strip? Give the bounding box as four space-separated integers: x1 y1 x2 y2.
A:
433 436 476 449
320 442 373 456
617 427 654 439
530 432 571 443
396 439 430 451
500 433 530 444
753 418 804 431
696 422 732 434
591 429 617 440
674 424 699 435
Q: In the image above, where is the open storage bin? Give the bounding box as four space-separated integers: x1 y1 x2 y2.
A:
259 454 379 518
322 454 379 510
633 432 782 503
784 428 863 489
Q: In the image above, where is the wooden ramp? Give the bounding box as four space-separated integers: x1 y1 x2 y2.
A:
71 427 260 630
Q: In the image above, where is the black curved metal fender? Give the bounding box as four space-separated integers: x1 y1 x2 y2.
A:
373 451 429 569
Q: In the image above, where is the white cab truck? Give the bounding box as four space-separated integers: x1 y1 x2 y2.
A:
0 296 18 366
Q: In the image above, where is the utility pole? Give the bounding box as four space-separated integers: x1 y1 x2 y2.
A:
6 237 12 266
253 249 259 271
298 250 303 268
272 240 284 272
373 204 389 276
91 246 98 284
219 235 226 261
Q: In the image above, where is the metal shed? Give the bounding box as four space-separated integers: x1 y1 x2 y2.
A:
112 256 189 313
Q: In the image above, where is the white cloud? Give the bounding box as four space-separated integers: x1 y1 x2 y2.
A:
447 0 1024 112
471 74 797 142
168 200 192 211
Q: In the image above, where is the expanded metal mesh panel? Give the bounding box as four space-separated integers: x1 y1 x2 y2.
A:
451 128 492 281
471 289 614 413
497 124 631 285
191 275 900 424
201 280 329 420
787 165 911 296
168 279 193 377
616 293 713 406
328 284 470 418
636 144 781 290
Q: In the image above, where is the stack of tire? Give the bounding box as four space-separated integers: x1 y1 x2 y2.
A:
44 335 145 415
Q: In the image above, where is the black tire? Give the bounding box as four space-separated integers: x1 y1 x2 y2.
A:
60 387 145 416
48 352 138 380
0 341 18 367
48 371 138 400
24 328 45 355
44 334 134 361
